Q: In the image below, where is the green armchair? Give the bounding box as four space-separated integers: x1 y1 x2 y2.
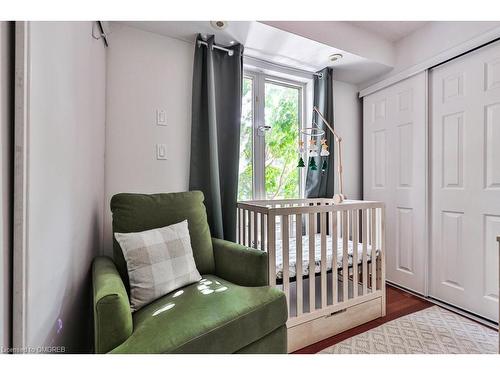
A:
92 191 288 353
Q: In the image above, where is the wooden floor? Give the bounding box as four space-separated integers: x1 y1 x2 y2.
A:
293 285 434 354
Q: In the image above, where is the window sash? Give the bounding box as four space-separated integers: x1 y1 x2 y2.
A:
242 69 307 200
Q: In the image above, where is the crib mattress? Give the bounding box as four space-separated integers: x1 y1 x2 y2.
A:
274 233 376 280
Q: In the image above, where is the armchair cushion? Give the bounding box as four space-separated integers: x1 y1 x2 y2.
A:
213 238 268 287
109 275 287 354
92 256 133 353
111 191 215 291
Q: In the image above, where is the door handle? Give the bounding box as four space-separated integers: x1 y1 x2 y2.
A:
257 125 271 136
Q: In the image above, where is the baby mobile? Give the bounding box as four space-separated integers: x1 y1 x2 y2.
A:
297 106 346 204
297 125 330 174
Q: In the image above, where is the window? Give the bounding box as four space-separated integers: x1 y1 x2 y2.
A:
238 76 254 201
238 71 306 201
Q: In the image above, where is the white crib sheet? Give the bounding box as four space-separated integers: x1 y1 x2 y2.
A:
274 233 376 280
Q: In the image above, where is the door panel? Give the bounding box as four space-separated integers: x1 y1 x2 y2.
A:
430 41 500 321
363 72 427 294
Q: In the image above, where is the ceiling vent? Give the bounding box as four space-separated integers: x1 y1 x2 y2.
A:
329 53 343 62
210 21 228 30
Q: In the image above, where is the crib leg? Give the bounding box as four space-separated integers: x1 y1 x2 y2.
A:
376 257 382 290
376 256 386 316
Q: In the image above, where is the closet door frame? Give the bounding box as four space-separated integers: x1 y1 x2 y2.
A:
428 40 500 322
13 20 29 350
363 71 429 296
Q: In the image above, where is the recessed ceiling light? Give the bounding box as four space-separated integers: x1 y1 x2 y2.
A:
229 40 235 45
210 21 228 30
329 53 343 62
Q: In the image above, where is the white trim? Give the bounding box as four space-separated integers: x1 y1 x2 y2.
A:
359 26 500 98
244 55 314 82
0 21 13 350
423 69 430 298
386 282 498 330
13 20 29 349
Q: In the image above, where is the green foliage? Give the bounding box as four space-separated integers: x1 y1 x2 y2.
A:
264 83 299 199
238 78 300 201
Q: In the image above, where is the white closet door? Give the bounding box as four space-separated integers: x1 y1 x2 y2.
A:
430 41 500 321
363 72 427 294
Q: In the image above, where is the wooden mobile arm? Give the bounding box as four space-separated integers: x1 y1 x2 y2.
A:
313 106 345 201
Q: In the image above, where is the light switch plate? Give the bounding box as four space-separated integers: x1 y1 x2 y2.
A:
156 109 167 126
156 144 167 160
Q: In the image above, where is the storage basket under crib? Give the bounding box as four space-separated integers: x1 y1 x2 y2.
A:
236 198 386 352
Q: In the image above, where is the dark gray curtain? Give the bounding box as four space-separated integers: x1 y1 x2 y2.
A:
305 67 335 198
189 35 243 242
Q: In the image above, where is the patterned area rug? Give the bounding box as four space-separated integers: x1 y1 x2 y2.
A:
320 306 498 354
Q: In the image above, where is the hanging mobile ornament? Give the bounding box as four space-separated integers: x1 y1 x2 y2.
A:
321 159 328 173
309 139 318 157
297 140 305 168
320 139 330 156
320 138 329 174
308 157 318 171
297 140 305 154
307 136 321 171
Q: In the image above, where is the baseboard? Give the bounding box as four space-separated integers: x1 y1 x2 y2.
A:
386 281 498 330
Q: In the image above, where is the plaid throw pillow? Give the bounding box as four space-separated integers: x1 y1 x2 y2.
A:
115 220 202 312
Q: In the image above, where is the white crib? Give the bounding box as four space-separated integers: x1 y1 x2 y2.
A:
237 198 386 352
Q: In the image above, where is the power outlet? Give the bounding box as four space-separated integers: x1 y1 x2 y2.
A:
156 144 167 160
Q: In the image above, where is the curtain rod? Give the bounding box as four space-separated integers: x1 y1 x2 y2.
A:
197 40 323 78
197 40 234 56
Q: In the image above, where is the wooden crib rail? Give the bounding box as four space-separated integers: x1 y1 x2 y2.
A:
236 199 386 351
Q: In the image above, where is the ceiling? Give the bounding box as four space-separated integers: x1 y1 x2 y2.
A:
118 21 430 85
349 21 429 42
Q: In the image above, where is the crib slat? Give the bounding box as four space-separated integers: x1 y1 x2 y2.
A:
253 210 258 249
362 209 368 296
248 211 252 247
381 206 386 315
295 214 303 316
320 211 327 308
352 209 359 298
260 213 266 251
238 208 242 245
268 214 276 288
308 212 315 312
282 215 290 313
242 209 247 247
332 211 338 305
342 210 349 301
371 208 377 291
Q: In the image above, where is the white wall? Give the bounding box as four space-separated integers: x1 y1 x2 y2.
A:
262 21 395 68
0 21 12 351
104 23 193 253
18 21 106 352
359 21 500 92
394 21 500 74
104 24 363 241
333 80 362 200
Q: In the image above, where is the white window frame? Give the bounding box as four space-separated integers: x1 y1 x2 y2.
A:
243 68 310 200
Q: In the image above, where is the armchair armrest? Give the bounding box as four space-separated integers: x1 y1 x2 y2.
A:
212 238 268 287
92 256 133 353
